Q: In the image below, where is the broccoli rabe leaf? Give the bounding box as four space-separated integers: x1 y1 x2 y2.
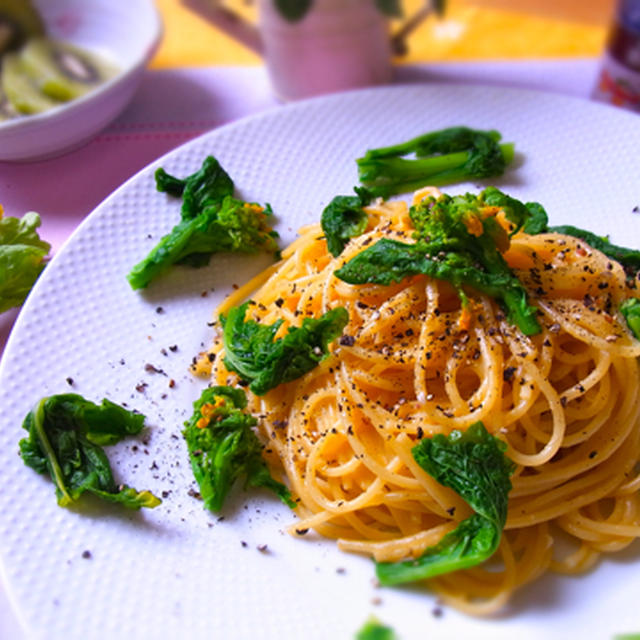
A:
221 302 349 395
376 422 514 585
335 190 541 335
155 155 234 221
620 298 640 339
357 127 515 198
129 156 278 289
0 209 50 313
183 385 295 512
321 186 373 257
19 394 161 509
480 186 548 235
127 196 279 289
355 617 398 640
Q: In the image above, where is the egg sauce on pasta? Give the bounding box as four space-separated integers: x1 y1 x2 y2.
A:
194 188 640 615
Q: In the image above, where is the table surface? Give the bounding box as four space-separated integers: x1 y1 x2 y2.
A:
0 0 627 637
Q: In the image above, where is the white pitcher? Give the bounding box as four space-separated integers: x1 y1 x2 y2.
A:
183 0 439 101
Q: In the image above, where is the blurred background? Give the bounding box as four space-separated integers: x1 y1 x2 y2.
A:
154 0 615 67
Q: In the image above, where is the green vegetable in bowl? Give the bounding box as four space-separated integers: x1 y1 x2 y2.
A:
376 422 514 585
0 208 50 313
183 385 295 512
357 126 515 198
19 394 161 509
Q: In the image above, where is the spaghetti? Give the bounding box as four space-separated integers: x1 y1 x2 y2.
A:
195 188 640 615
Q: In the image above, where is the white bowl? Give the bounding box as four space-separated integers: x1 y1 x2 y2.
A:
0 0 162 162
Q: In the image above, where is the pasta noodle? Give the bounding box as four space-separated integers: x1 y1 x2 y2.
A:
195 188 640 615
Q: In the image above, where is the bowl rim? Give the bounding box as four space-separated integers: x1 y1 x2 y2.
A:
0 0 163 135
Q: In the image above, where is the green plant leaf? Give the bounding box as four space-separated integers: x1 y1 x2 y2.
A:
0 210 50 313
183 385 295 511
376 422 514 585
19 394 160 509
221 302 349 395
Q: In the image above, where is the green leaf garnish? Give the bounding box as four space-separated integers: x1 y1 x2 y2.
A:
183 385 295 512
357 127 515 198
620 298 640 339
335 189 541 335
128 156 279 289
19 394 161 509
321 186 373 257
376 422 514 585
221 302 349 395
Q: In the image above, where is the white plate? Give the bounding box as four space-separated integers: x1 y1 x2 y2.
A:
0 0 161 162
1 85 640 640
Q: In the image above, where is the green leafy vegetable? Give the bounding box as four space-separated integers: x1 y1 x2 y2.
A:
19 394 161 509
356 126 515 198
376 422 514 585
355 617 398 640
620 298 640 339
128 195 278 289
321 186 373 257
0 209 50 313
335 189 541 335
128 155 279 289
480 186 548 235
221 302 349 395
155 155 234 221
183 385 295 512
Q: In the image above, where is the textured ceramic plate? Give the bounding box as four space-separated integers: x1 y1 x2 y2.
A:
1 85 640 640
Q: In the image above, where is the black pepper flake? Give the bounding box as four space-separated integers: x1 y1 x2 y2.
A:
65 377 74 386
446 507 456 516
241 541 248 548
560 396 568 408
295 528 309 536
144 363 164 374
432 606 443 618
339 335 356 346
503 367 517 382
81 550 92 559
155 306 164 314
169 344 178 352
589 450 597 459
416 426 424 439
